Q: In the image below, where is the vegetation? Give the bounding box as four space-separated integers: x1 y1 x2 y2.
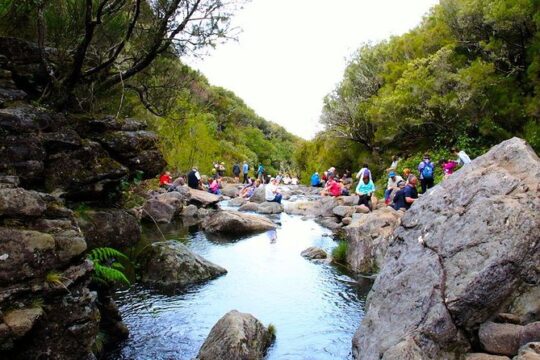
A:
331 241 348 265
87 247 130 286
295 0 540 183
267 323 277 338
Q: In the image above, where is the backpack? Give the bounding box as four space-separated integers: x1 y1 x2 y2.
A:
421 162 434 179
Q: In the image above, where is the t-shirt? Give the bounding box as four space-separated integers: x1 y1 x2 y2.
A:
457 151 472 166
387 175 403 190
159 174 172 186
327 179 341 197
443 161 458 175
356 180 375 195
392 185 418 210
265 183 277 201
243 163 249 173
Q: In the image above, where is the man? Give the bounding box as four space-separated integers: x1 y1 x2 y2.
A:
355 174 376 211
452 147 472 166
187 167 201 189
392 176 419 211
232 163 241 182
257 163 264 181
265 177 282 204
384 171 403 205
418 153 435 194
311 172 321 187
242 161 249 184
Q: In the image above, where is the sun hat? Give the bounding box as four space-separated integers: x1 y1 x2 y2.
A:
389 171 396 177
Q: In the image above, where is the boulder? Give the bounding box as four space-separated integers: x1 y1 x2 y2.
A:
301 247 328 260
142 199 176 223
248 186 266 203
181 204 198 217
189 189 222 207
156 191 186 212
345 207 403 273
3 308 43 337
316 217 342 230
76 208 141 250
465 354 510 360
479 322 540 357
257 201 283 214
514 342 540 360
342 217 352 226
196 310 274 360
353 138 540 359
333 205 355 218
0 188 46 217
228 197 247 207
202 210 276 235
140 240 227 288
221 184 240 198
238 202 260 212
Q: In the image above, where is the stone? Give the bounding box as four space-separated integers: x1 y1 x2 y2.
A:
196 310 274 360
0 188 46 217
345 207 403 273
480 322 522 356
189 189 222 207
182 204 198 217
514 343 540 360
140 240 227 288
221 184 240 198
316 217 343 230
333 205 355 218
342 217 352 225
465 354 510 360
257 201 283 214
77 208 141 250
300 247 328 260
353 138 540 360
238 202 260 212
142 199 176 223
3 308 43 337
202 210 276 235
228 197 247 207
248 186 266 203
156 191 186 211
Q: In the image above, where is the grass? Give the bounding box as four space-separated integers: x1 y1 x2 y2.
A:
267 323 277 338
332 241 348 264
45 271 70 292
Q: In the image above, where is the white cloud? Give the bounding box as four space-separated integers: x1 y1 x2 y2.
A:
187 0 440 139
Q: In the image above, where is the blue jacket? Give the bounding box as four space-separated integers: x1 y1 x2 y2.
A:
310 173 320 186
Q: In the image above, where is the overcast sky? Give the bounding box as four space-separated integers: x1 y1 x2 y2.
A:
188 0 440 139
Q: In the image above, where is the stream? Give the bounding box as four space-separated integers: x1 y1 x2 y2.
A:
106 204 372 360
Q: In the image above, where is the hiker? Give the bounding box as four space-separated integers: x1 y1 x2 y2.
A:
159 171 173 188
291 176 299 185
327 167 336 178
283 174 291 185
321 176 342 197
311 172 322 187
240 178 259 198
402 168 412 183
356 164 372 181
208 178 221 195
265 178 282 204
439 159 458 179
452 147 472 166
387 155 400 172
218 162 226 177
339 178 350 196
232 163 241 182
167 175 186 192
242 161 249 184
418 154 435 193
384 171 404 205
356 174 376 211
212 162 219 179
257 163 264 180
392 176 418 211
187 167 202 190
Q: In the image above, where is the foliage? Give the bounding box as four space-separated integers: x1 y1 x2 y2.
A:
331 241 349 265
267 323 277 338
92 331 108 355
87 247 130 286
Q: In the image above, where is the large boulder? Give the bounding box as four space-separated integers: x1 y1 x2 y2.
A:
202 210 276 235
142 199 176 223
76 208 141 250
196 310 274 360
479 322 540 357
140 240 227 288
221 184 240 198
189 189 222 207
353 138 540 359
249 186 266 203
257 201 284 214
345 207 403 273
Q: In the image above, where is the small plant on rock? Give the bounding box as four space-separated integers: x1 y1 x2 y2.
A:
332 241 348 265
87 247 130 286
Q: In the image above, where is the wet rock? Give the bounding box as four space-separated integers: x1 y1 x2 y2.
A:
189 189 222 207
248 186 266 203
345 207 403 273
353 138 540 359
140 240 227 288
301 247 328 260
316 217 342 230
257 201 283 214
333 205 355 218
202 210 276 235
238 202 260 212
182 204 198 217
228 197 247 207
197 310 274 360
142 199 176 223
221 184 240 198
77 208 141 250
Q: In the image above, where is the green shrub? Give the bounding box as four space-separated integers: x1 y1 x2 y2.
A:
332 241 348 264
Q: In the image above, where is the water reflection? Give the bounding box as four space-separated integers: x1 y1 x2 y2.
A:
107 212 372 360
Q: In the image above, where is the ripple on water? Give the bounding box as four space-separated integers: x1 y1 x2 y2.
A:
106 213 372 360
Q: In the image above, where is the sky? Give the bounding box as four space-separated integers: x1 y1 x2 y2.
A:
188 0 440 139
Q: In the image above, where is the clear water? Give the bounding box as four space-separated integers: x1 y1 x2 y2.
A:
106 210 372 360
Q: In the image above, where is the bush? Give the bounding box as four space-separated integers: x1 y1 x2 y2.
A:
332 241 348 264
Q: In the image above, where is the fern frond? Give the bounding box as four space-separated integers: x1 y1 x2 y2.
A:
93 262 130 285
88 247 128 262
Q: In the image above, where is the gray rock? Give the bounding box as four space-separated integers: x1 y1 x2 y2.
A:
333 205 355 218
238 202 260 212
345 207 403 273
140 240 227 288
228 197 247 207
181 204 198 217
221 184 240 198
156 191 185 212
189 189 222 207
197 310 274 360
0 188 46 217
316 217 343 230
342 217 352 226
353 138 540 360
257 201 283 214
465 354 510 360
142 199 176 223
301 247 328 260
248 186 266 203
202 210 276 235
513 342 540 359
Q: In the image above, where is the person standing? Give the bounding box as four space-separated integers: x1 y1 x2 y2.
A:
418 154 435 194
218 162 226 177
257 163 264 181
387 155 400 172
242 161 249 184
187 167 201 189
232 163 241 182
452 147 472 167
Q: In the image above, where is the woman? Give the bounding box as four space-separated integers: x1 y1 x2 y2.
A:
356 174 376 211
208 178 221 195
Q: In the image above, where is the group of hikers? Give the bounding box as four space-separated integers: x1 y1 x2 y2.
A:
310 147 472 212
158 147 472 211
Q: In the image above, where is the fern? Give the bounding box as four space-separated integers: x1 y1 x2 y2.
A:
87 247 130 286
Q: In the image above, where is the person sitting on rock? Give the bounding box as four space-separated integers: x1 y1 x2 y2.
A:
167 175 186 192
187 167 202 190
265 177 282 204
320 176 342 197
402 168 411 183
452 147 472 167
159 171 173 188
383 171 403 205
356 174 376 211
240 178 260 198
311 172 322 187
208 178 222 195
439 159 458 179
291 176 299 185
392 176 418 211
